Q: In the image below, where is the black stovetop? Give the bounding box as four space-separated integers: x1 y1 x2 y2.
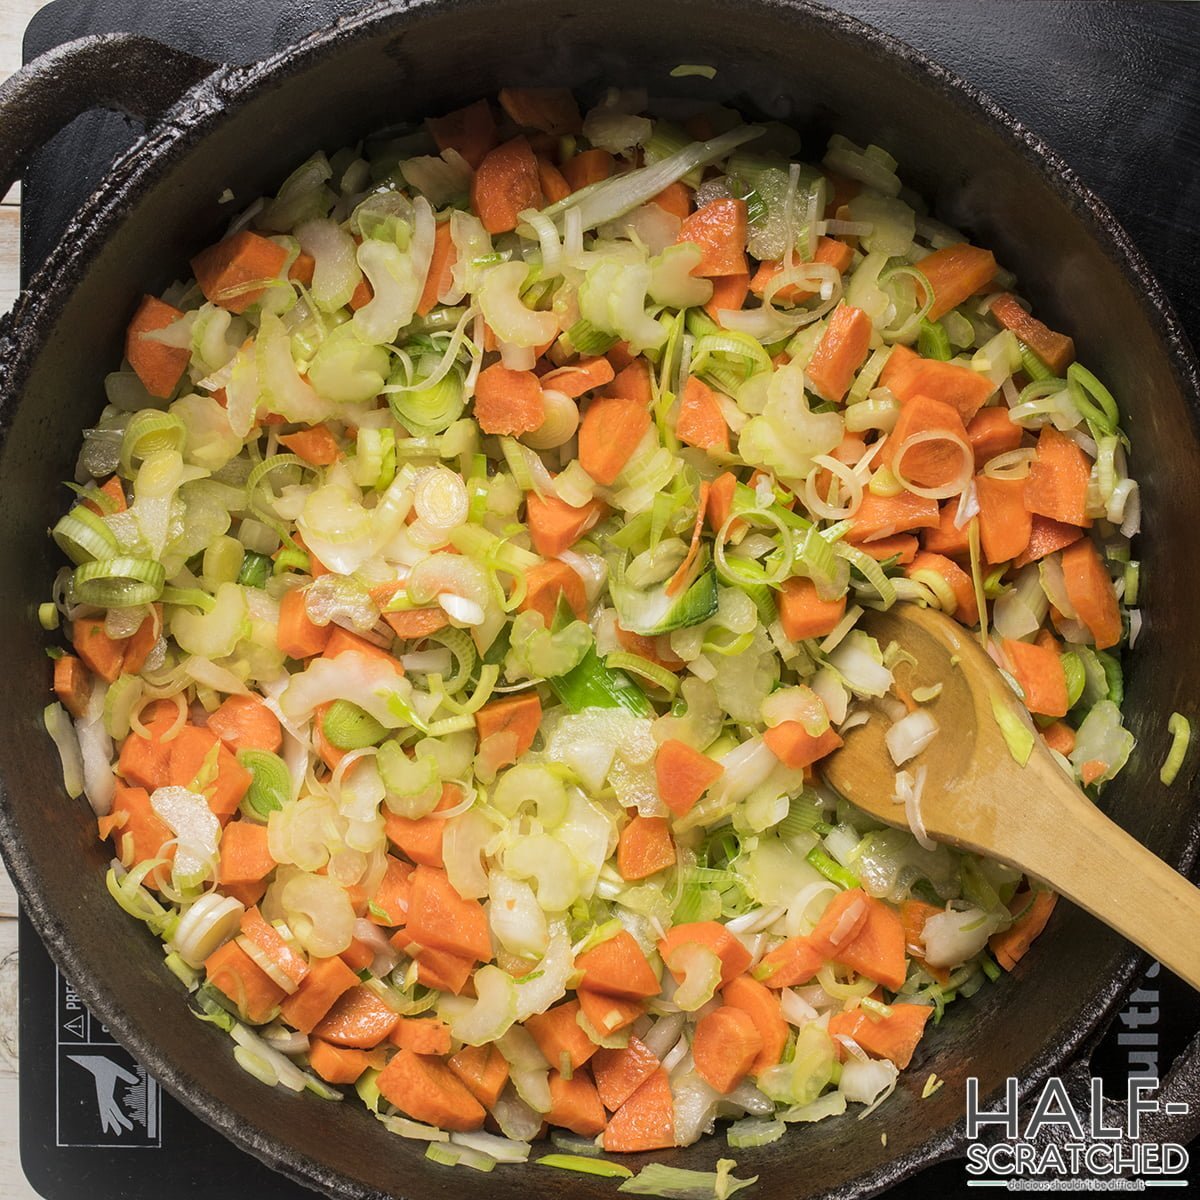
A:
15 2 1200 1197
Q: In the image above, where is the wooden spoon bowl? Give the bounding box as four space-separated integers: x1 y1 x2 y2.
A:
823 603 1200 990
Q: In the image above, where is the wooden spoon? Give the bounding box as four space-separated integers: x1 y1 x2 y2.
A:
822 602 1200 990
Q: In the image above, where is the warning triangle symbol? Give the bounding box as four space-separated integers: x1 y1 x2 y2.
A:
63 1014 85 1040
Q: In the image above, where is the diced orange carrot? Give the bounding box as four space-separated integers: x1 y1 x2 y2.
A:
592 1036 659 1111
704 271 750 323
71 617 125 684
311 985 400 1049
601 359 653 406
405 942 476 995
474 362 545 435
391 1016 452 1056
276 588 332 659
1079 759 1108 786
676 198 748 278
847 490 940 543
823 170 862 215
475 693 542 761
427 99 497 169
526 1000 598 1072
547 1068 606 1136
574 931 660 999
915 243 997 320
1060 539 1122 650
417 220 457 317
810 887 872 955
526 490 606 557
563 148 615 192
125 295 190 398
239 906 309 991
279 424 340 466
471 136 543 234
989 890 1058 971
1013 514 1084 569
207 694 282 754
308 1038 374 1084
167 725 253 823
368 853 415 924
650 180 692 220
384 606 450 640
348 277 373 310
615 624 684 673
520 558 587 626
602 1068 675 1152
659 921 751 986
977 475 1033 563
705 469 741 540
763 722 844 769
205 940 286 1024
192 230 288 314
967 406 1024 470
384 787 455 871
880 343 994 423
989 293 1075 375
288 251 316 287
906 551 980 626
406 865 492 963
693 1005 763 1094
218 820 276 885
1024 425 1093 527
616 815 676 881
223 880 268 909
777 576 847 642
82 475 127 516
676 375 729 452
922 503 970 557
1043 720 1076 756
858 533 919 564
827 1003 931 1068
537 156 571 203
378 1048 486 1132
654 739 724 818
279 955 360 1033
53 655 91 719
832 895 907 991
540 355 615 398
447 1043 511 1107
498 87 581 135
322 626 403 672
1003 637 1069 717
121 604 162 676
579 396 650 486
899 899 951 986
577 989 643 1038
115 703 180 791
106 784 175 890
723 974 788 1073
750 237 853 304
885 394 971 491
806 305 873 404
753 935 824 988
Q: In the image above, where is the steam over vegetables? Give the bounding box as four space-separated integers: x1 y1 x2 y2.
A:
43 83 1143 1176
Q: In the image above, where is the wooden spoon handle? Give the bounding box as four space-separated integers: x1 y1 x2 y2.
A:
1015 789 1200 990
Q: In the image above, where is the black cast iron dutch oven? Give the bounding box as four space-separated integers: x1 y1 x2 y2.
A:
0 2 1197 1197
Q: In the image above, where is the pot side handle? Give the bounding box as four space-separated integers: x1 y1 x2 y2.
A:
0 32 218 196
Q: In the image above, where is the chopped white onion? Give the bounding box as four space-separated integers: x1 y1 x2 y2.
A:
884 709 939 766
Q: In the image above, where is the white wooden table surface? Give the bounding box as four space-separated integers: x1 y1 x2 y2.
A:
1 4 89 1195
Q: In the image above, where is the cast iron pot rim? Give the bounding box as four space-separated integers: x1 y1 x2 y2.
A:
1 2 1197 1197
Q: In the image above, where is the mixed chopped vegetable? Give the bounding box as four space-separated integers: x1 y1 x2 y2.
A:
42 84 1146 1175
